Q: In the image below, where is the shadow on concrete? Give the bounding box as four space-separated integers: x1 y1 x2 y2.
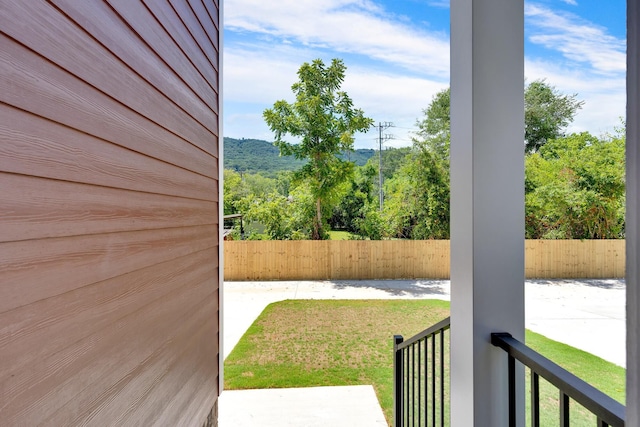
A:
323 279 451 297
527 279 625 290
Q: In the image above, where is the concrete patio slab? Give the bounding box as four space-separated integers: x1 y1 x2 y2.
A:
218 385 387 427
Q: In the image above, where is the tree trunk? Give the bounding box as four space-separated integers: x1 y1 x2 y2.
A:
312 197 322 240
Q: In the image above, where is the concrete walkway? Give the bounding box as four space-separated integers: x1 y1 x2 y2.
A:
219 279 625 426
220 386 387 427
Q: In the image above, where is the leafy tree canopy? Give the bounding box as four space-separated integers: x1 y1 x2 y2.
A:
329 164 381 237
414 88 450 161
382 147 450 239
263 58 373 239
525 131 625 239
414 81 584 155
224 78 620 242
377 89 452 240
525 79 584 152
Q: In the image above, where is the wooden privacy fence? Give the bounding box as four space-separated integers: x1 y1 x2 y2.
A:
224 239 625 281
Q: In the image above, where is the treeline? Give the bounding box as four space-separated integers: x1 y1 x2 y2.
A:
224 81 625 240
225 137 375 178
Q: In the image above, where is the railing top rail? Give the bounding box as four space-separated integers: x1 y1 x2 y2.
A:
396 317 450 350
491 332 625 426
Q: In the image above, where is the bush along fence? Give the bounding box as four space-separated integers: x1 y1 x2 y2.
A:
223 240 625 281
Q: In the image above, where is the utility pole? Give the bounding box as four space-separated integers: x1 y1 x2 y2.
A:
377 122 394 210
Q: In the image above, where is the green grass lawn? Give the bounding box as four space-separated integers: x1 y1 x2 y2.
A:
224 300 625 426
525 330 625 426
327 230 356 240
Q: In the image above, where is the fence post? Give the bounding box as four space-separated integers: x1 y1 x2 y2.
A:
394 335 404 427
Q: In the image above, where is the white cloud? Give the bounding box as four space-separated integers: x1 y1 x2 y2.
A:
225 0 450 78
560 0 578 5
525 59 625 137
526 3 625 75
524 3 625 136
344 68 448 148
224 47 306 104
427 0 449 8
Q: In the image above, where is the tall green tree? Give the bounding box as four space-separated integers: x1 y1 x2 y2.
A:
382 147 450 239
329 164 378 234
525 80 584 152
377 88 452 240
414 88 450 161
238 187 314 240
381 81 586 240
223 169 277 215
525 132 625 239
414 82 583 155
223 169 247 215
263 58 373 239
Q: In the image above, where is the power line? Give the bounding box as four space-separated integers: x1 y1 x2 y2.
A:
375 122 394 211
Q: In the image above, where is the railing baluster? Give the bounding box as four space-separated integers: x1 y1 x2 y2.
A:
440 330 444 427
404 349 408 426
412 344 416 426
560 391 570 427
424 337 429 425
394 318 450 427
431 333 436 427
408 345 411 426
508 354 516 427
393 335 404 427
532 371 540 427
418 340 421 427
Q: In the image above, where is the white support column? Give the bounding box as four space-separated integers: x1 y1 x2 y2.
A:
627 0 639 424
450 0 524 426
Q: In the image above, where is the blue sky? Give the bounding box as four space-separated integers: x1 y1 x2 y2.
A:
223 0 626 149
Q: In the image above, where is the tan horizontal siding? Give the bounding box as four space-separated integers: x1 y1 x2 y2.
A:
3 269 217 425
1 173 217 242
170 0 220 69
1 225 218 313
0 105 217 200
1 1 219 425
201 0 220 31
188 0 220 51
0 35 217 178
1 1 218 154
106 0 219 111
52 0 219 128
0 249 217 379
142 0 219 88
224 240 625 280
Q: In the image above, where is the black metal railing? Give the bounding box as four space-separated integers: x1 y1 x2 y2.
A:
394 317 450 427
491 332 625 427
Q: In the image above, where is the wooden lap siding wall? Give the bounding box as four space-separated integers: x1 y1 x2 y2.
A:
0 1 220 425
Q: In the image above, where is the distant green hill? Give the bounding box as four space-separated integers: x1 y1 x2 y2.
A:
224 137 375 177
